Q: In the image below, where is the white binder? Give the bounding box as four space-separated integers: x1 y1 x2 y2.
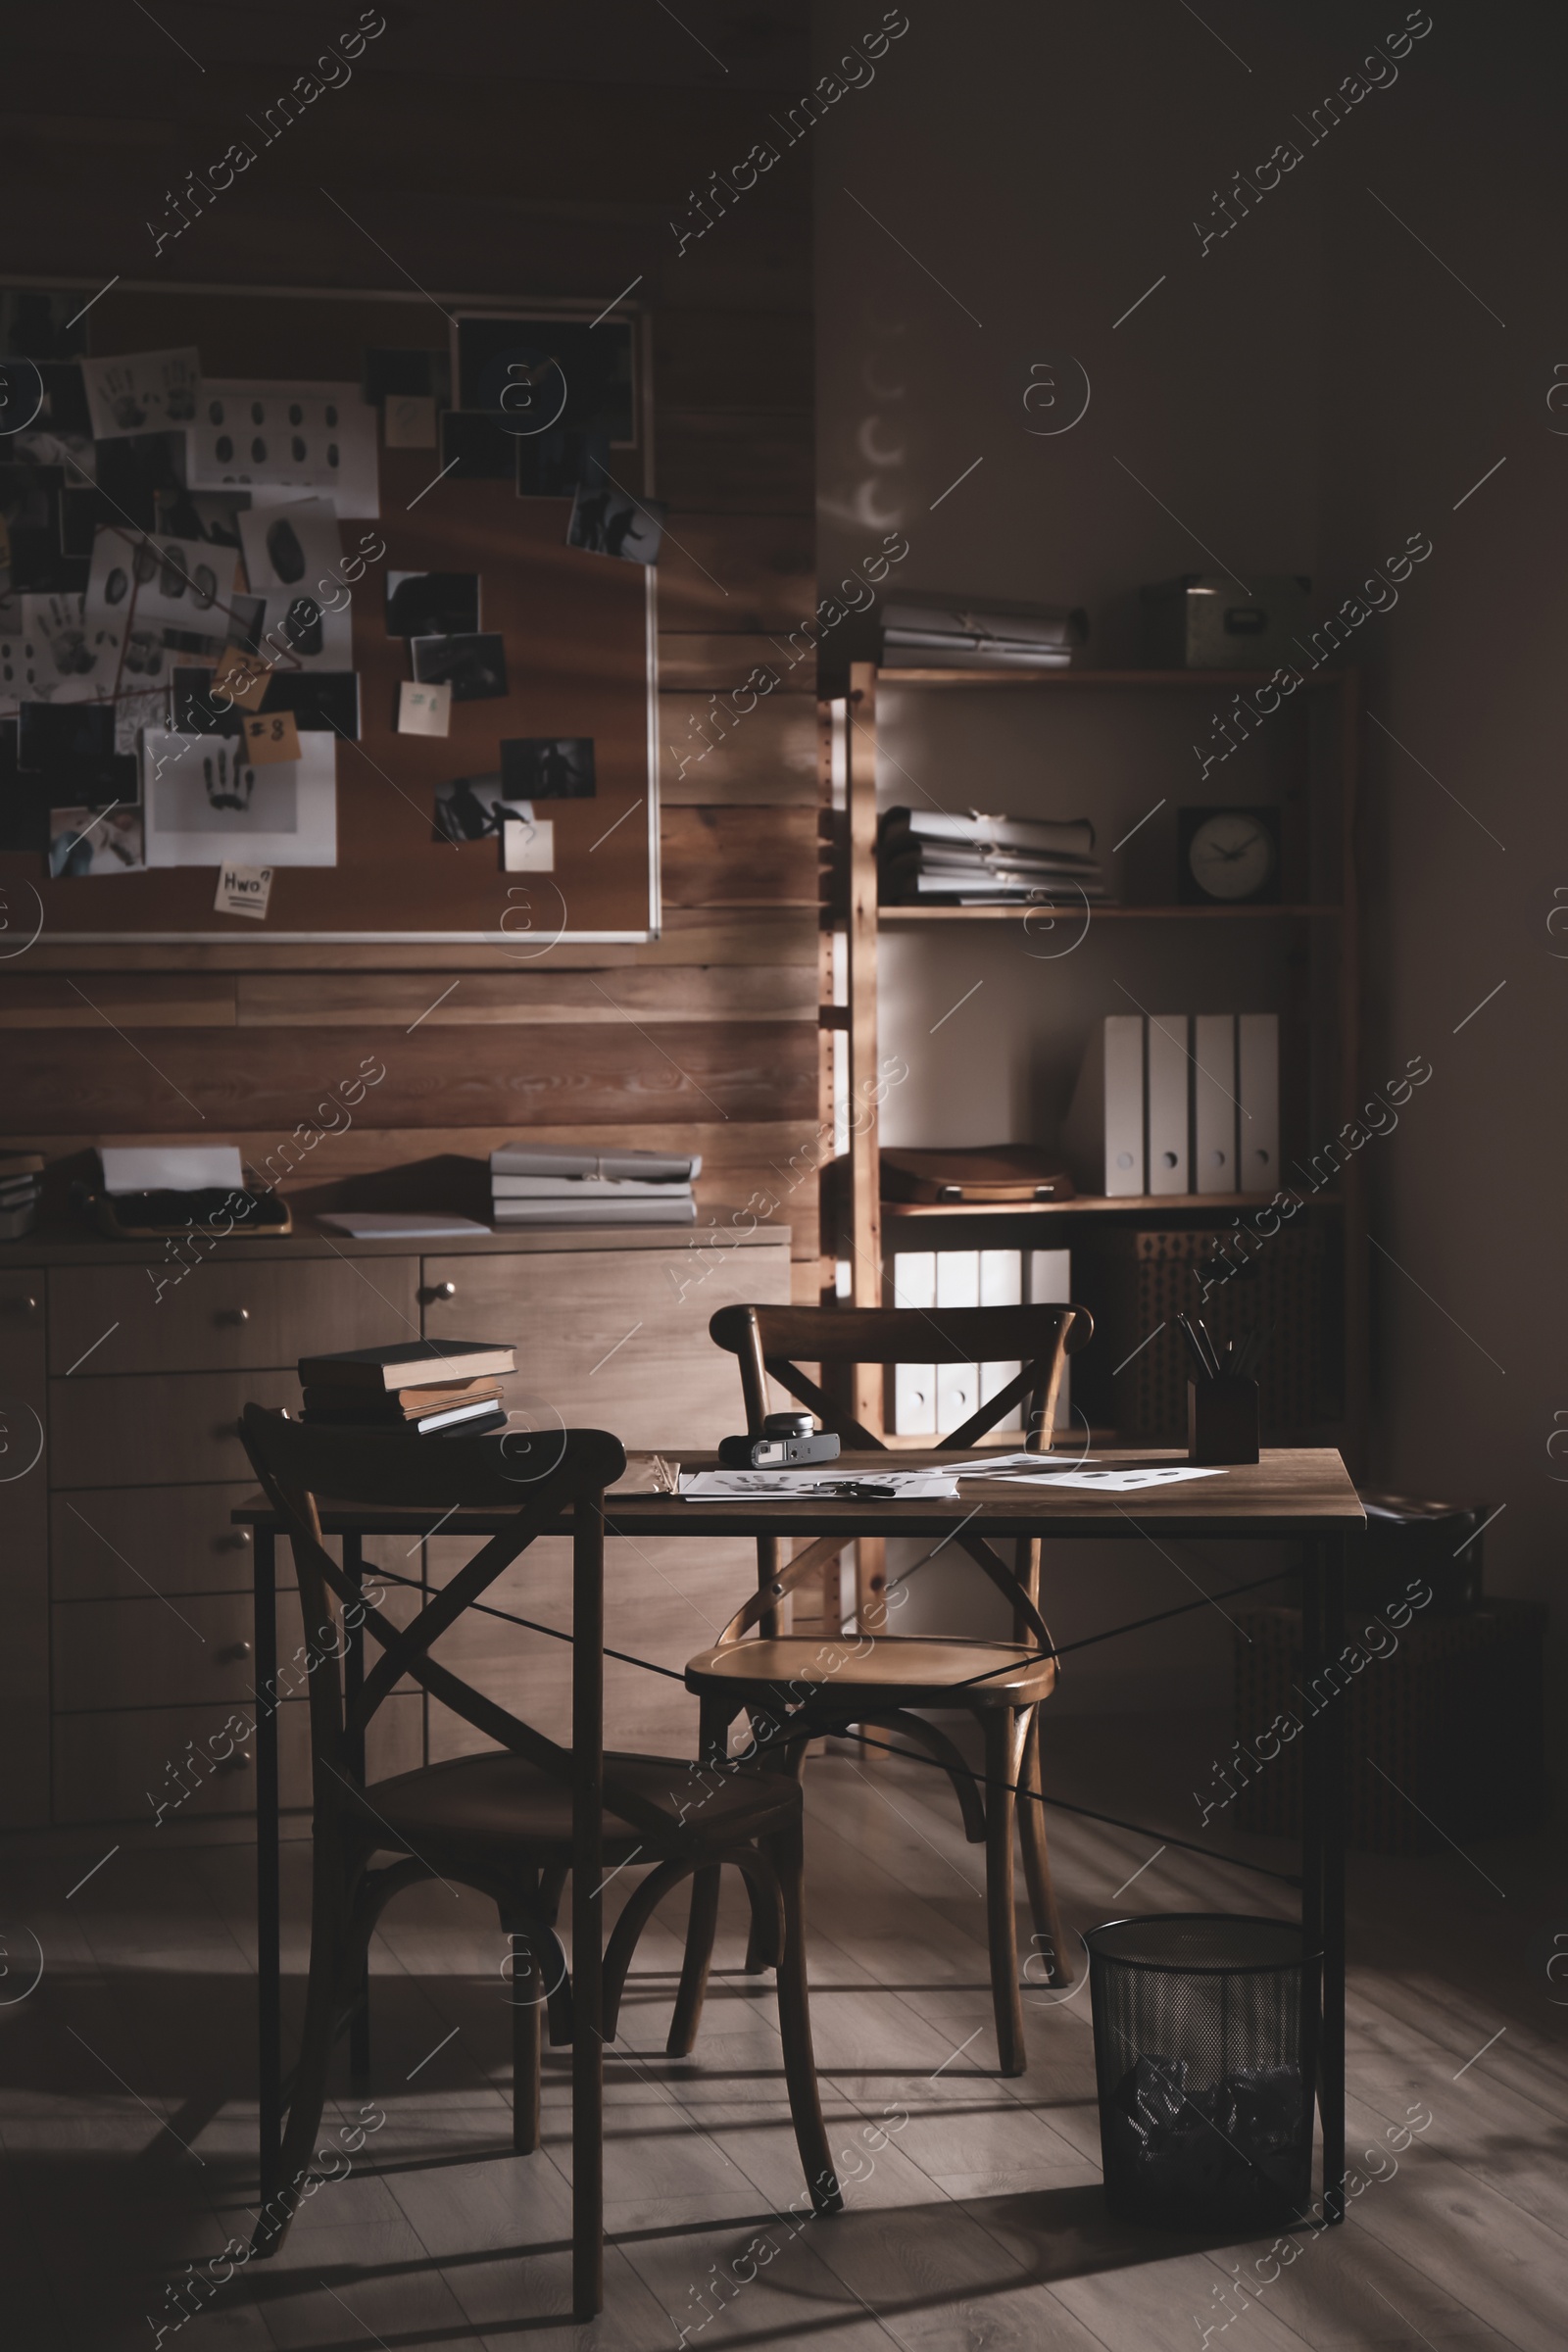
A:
979 1247 1023 1434
1026 1247 1073 1430
1193 1013 1238 1194
935 1250 980 1432
1064 1014 1146 1197
1146 1013 1191 1197
889 1250 936 1436
1237 1013 1280 1192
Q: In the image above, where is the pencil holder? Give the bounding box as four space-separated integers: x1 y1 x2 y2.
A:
1187 1377 1259 1465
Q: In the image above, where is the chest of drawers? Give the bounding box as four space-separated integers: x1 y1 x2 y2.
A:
1 1221 789 1830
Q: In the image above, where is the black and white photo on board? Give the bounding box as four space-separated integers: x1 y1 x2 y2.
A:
236 498 353 672
18 703 134 807
566 478 665 564
501 736 596 800
411 631 508 702
432 769 526 844
515 426 610 499
385 571 480 637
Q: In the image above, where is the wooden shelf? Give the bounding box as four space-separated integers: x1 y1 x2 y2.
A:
881 1193 1342 1221
879 903 1341 923
873 666 1348 690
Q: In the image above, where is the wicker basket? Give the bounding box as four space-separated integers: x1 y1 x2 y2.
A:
1073 1224 1329 1442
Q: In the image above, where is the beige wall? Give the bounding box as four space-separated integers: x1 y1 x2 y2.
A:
813 0 1563 1751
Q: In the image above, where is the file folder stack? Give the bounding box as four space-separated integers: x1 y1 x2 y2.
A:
1064 1013 1280 1200
878 807 1106 906
879 597 1088 671
490 1142 701 1227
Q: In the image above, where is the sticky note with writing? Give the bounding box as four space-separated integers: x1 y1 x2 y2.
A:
215 863 273 920
503 816 555 872
398 680 451 737
385 394 437 448
242 710 303 765
214 648 270 711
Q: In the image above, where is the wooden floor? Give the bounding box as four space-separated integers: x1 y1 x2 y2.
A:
3 1709 1564 2351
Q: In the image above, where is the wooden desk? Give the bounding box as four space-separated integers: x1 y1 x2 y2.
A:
239 1447 1361 2230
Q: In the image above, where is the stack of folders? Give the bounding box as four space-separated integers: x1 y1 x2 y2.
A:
297 1340 515 1437
886 1247 1072 1438
878 808 1106 906
1064 1013 1280 1199
880 597 1088 671
0 1152 43 1241
490 1143 701 1227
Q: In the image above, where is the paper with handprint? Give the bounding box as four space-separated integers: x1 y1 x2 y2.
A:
141 728 335 866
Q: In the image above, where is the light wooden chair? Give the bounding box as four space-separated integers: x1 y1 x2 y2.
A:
239 1405 841 2323
677 1301 1092 2077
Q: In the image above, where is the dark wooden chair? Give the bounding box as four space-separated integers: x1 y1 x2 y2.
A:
677 1301 1093 2078
239 1405 841 2323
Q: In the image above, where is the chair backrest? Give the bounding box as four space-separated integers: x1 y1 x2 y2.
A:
236 1409 672 1835
708 1301 1094 1451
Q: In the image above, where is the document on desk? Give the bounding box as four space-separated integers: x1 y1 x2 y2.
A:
962 1463 1227 1492
678 1469 962 1500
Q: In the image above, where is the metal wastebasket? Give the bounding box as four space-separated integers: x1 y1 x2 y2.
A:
1085 1913 1319 2230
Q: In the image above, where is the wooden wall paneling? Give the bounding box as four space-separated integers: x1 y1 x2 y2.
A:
661 807 819 905
658 694 819 803
0 978 237 1029
16 908 822 973
656 636 820 691
659 410 813 512
230 968 818 1027
4 1021 819 1135
656 513 815 632
653 309 814 411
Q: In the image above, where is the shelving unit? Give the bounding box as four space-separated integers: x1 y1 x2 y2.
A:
823 659 1367 1464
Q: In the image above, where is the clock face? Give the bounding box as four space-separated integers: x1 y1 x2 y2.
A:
1188 810 1277 902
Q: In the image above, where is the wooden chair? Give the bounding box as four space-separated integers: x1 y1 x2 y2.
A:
239 1406 842 2323
678 1302 1093 2078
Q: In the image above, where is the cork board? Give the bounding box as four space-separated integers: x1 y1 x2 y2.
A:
2 281 657 944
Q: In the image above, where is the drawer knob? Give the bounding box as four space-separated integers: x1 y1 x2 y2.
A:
214 1750 252 1775
218 1306 251 1326
218 1529 251 1549
214 1640 253 1664
426 1280 457 1301
1 1295 38 1319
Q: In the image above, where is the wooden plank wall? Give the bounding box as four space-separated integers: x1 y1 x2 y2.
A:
0 13 828 1293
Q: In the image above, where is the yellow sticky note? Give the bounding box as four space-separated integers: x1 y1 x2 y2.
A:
242 710 302 765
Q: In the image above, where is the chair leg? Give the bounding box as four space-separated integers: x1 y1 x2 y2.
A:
667 1866 721 2056
983 1712 1028 2077
348 1956 370 2092
765 1816 842 2217
252 1836 355 2258
1017 1709 1072 1988
510 1933 543 2154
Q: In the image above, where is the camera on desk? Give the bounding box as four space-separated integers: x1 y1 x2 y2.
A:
717 1410 842 1469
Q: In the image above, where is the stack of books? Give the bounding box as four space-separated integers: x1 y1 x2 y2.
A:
879 597 1087 672
0 1152 43 1241
878 807 1107 906
297 1340 515 1437
490 1143 700 1227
